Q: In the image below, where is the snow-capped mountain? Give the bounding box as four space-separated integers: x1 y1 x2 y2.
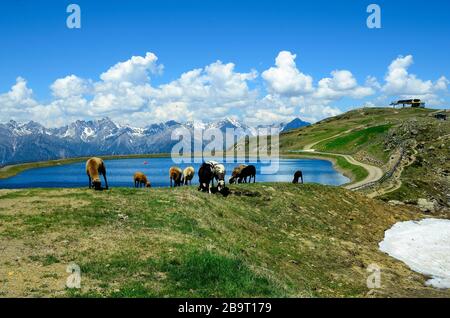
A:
0 117 309 165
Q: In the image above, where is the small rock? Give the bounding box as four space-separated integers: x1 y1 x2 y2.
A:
117 213 128 221
388 200 405 206
417 198 436 213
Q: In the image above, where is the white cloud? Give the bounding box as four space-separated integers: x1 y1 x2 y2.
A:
51 75 90 98
152 60 258 123
262 51 314 96
383 55 431 95
100 52 162 83
374 55 449 107
244 94 297 125
259 52 374 123
382 55 448 102
0 77 39 114
299 104 342 122
0 78 72 127
435 76 449 91
314 70 374 100
0 52 448 127
3 77 36 106
365 76 381 90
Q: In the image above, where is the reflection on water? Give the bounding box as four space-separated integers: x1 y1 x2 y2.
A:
0 157 349 189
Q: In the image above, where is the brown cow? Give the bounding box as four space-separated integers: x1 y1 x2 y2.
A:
86 157 108 190
134 172 151 188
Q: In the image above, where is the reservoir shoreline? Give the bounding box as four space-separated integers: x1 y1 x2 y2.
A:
0 156 350 189
0 152 361 186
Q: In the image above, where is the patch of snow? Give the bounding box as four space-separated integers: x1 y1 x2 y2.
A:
63 127 76 138
81 127 96 142
130 127 145 137
225 116 242 128
379 218 450 289
103 133 116 140
12 127 32 136
192 121 206 130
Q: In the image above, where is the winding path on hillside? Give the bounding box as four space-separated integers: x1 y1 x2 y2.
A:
303 126 364 151
338 153 384 190
298 149 384 190
297 127 384 190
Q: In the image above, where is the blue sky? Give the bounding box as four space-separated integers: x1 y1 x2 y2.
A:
0 0 449 126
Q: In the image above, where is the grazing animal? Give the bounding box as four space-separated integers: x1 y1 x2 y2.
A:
86 157 108 190
292 170 303 184
198 162 213 193
182 166 195 185
133 172 151 188
208 161 226 192
239 165 256 183
169 166 183 187
229 164 247 184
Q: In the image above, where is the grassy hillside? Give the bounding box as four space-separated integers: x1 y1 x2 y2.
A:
280 107 450 209
281 107 433 162
0 107 448 298
1 184 449 298
314 124 392 162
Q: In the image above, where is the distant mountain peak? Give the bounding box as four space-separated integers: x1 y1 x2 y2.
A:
164 120 180 126
281 117 310 132
0 116 309 165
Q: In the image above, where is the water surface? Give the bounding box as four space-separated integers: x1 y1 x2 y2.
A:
0 157 349 189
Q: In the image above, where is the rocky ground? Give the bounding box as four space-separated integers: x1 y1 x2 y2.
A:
378 113 450 213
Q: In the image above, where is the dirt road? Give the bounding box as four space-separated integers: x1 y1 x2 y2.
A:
297 150 384 190
300 126 384 190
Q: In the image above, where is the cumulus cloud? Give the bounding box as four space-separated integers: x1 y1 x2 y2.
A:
262 51 314 96
0 78 74 127
435 76 449 91
100 52 162 83
51 75 90 98
382 55 448 105
314 70 374 100
365 76 381 90
2 77 36 106
2 54 258 127
258 51 374 122
0 77 39 119
156 61 258 112
0 51 448 127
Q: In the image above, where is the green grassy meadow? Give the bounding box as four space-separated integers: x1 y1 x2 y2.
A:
1 184 449 298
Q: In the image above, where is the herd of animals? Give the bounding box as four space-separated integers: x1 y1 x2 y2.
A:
86 157 304 193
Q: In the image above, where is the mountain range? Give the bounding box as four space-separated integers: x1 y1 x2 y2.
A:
0 117 309 165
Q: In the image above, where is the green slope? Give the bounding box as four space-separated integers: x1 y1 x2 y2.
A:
280 107 449 208
280 107 434 163
1 184 449 298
